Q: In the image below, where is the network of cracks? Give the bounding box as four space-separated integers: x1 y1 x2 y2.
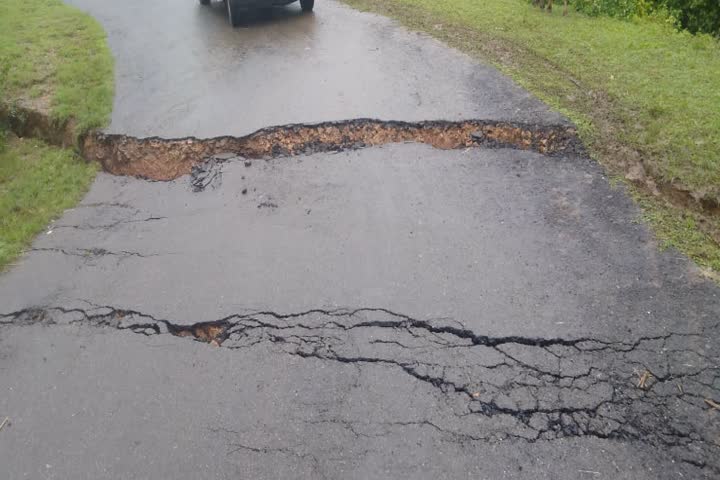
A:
2 306 718 474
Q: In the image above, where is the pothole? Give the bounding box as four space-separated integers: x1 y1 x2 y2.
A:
80 119 582 181
169 321 229 345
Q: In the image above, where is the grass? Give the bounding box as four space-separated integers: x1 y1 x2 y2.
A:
637 193 720 275
341 0 720 276
0 0 113 270
0 134 97 268
0 0 114 132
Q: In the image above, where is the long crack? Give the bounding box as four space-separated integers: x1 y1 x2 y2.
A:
1 305 718 473
30 247 156 260
79 119 582 181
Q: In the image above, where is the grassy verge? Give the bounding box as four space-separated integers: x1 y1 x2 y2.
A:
0 0 113 270
0 134 97 268
635 192 720 276
341 0 720 275
0 0 114 131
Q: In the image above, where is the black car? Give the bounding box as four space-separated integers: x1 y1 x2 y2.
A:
200 0 314 26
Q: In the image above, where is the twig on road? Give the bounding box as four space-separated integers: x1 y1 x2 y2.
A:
637 370 653 389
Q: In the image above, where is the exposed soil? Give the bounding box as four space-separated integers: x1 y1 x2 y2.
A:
170 321 229 344
4 102 719 247
79 119 582 181
0 103 76 148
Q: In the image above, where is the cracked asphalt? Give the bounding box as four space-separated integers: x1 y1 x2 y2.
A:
1 1 719 479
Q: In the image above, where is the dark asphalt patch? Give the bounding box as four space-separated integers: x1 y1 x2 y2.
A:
190 157 224 192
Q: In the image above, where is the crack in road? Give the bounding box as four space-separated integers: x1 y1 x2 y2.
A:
1 305 718 473
50 216 166 231
80 118 582 181
30 247 157 260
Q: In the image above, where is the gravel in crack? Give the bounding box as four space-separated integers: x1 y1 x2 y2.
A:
81 119 582 181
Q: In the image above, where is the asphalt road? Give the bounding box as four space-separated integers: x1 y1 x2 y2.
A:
1 1 719 479
66 0 564 137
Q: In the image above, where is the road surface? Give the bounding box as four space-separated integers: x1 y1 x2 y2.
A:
1 1 718 478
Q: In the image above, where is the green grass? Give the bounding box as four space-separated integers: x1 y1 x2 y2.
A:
637 194 720 276
0 0 113 270
0 0 114 132
0 134 97 268
342 0 720 275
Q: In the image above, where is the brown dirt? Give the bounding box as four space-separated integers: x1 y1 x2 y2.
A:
169 322 228 345
0 103 76 148
80 119 581 181
3 99 718 244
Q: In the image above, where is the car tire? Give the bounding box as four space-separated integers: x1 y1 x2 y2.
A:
227 0 243 26
199 0 210 5
300 0 314 12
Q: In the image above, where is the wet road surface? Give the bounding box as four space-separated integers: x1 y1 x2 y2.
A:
65 0 565 137
1 1 719 479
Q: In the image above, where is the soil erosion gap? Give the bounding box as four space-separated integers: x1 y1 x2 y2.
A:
2 105 580 181
81 119 581 180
